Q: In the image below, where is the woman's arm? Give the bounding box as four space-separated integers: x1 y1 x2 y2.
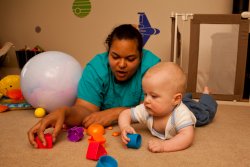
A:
81 105 129 127
27 98 96 147
27 97 129 147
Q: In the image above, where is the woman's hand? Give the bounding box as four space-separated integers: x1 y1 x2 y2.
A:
27 107 66 148
82 111 114 127
82 107 127 128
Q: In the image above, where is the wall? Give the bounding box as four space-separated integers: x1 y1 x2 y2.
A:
0 0 233 77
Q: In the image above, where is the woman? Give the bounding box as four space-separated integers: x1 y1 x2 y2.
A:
27 24 161 148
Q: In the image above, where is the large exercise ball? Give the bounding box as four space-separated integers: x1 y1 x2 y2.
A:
21 51 82 113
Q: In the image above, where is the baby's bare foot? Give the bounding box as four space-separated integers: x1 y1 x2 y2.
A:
203 86 210 94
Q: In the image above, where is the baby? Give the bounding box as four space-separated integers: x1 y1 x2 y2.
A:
118 62 196 153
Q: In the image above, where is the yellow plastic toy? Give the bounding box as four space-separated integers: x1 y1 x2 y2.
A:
0 75 26 112
34 108 46 118
0 75 23 100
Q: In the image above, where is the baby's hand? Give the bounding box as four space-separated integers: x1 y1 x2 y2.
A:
148 139 164 153
121 126 136 144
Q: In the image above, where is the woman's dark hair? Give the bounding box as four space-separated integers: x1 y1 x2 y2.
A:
105 24 143 56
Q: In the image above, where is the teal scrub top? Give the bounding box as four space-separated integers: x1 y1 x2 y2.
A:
77 49 160 110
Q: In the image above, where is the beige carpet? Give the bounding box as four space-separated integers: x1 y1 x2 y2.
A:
0 104 250 167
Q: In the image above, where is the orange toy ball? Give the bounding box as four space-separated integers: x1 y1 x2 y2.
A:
87 124 105 136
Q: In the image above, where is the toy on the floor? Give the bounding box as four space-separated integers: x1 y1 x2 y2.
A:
0 105 8 112
86 124 108 160
126 134 142 149
0 75 32 112
86 141 107 161
88 135 106 146
106 126 121 137
96 155 118 167
87 124 105 136
112 132 120 137
0 75 24 100
67 126 84 142
87 124 106 146
20 51 82 113
0 99 33 112
35 133 53 149
34 107 46 118
107 126 113 130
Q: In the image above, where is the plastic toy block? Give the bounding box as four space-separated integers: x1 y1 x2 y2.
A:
86 141 107 160
88 135 106 145
35 133 53 149
67 126 84 142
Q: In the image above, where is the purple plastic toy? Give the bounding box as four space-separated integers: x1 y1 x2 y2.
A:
67 126 84 142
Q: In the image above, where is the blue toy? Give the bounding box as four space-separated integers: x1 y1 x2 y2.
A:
126 134 142 149
96 155 118 167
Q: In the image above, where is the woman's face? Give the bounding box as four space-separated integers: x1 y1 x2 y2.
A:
108 39 141 82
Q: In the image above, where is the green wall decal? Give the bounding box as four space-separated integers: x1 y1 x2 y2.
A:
72 0 91 18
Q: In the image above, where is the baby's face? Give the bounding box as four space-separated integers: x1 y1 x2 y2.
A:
142 74 176 117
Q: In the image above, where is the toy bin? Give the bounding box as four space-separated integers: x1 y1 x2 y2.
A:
16 50 42 69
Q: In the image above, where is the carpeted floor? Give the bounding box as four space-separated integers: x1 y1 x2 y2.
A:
0 104 250 167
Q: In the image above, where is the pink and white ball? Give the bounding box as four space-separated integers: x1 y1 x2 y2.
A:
21 51 82 113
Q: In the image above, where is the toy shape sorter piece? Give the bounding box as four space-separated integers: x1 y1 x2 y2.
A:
67 126 84 142
35 133 53 149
